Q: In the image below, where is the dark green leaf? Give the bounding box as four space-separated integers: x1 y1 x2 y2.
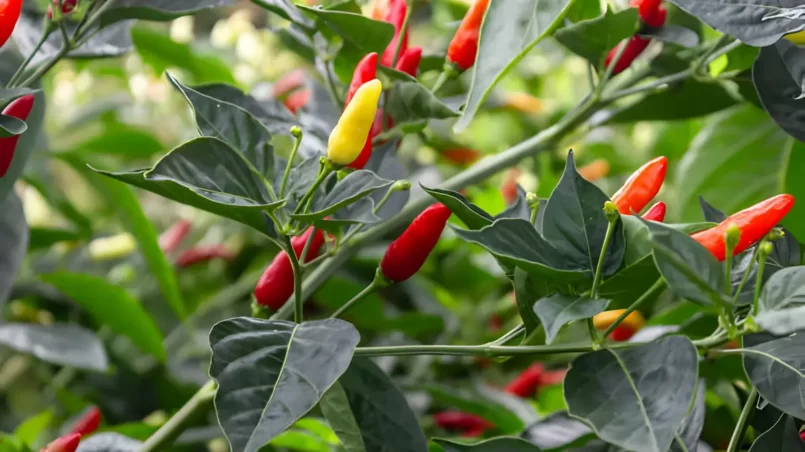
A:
496 186 538 223
598 256 662 310
292 170 393 222
640 25 700 48
611 80 738 123
298 5 393 55
554 8 640 66
699 196 727 223
13 16 134 64
167 73 275 175
534 294 609 344
0 87 37 105
423 186 493 230
749 414 805 452
386 81 458 125
319 383 367 452
209 317 360 452
564 336 699 452
520 411 595 451
451 219 590 284
194 83 299 137
41 273 166 361
754 40 805 142
665 0 805 46
0 192 28 308
741 333 805 419
320 358 428 452
513 268 546 336
434 437 542 452
643 219 725 305
0 115 27 137
542 151 624 275
670 381 706 452
456 0 574 131
99 0 235 26
0 323 108 371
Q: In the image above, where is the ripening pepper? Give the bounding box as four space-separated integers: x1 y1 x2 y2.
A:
628 0 663 27
446 0 490 71
605 4 666 74
395 46 423 77
70 407 101 436
593 309 645 341
540 368 568 386
175 245 235 268
284 89 310 114
578 159 610 182
273 69 306 98
610 156 667 215
47 0 78 20
379 204 452 282
500 168 521 204
690 194 795 261
42 434 81 452
0 95 35 177
0 0 22 49
343 53 379 170
504 363 544 398
642 201 666 222
442 148 481 166
433 411 494 437
159 219 192 253
380 0 409 67
254 227 325 310
327 79 383 166
784 29 805 45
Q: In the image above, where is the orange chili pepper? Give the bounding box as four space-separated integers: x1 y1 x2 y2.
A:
577 159 610 182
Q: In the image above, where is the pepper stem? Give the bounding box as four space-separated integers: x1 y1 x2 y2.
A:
752 240 773 317
330 269 388 319
294 158 333 216
279 126 303 200
281 234 306 324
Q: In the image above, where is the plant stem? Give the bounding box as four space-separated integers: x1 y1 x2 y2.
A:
529 203 539 226
298 227 318 263
430 70 451 94
323 60 344 106
753 249 768 317
486 323 525 346
591 218 617 299
282 235 305 323
732 247 759 304
279 130 303 200
594 38 628 99
391 1 412 68
600 279 666 340
293 161 332 215
138 380 217 452
7 30 52 87
354 341 631 358
330 278 380 319
725 388 758 452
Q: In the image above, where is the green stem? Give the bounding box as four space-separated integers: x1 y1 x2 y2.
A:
529 204 539 226
600 279 666 340
591 218 618 299
279 129 303 200
732 247 759 304
298 227 318 264
354 341 631 358
323 60 344 106
7 30 52 87
430 70 451 94
293 161 332 215
486 323 525 346
139 380 217 452
282 235 305 323
724 248 733 297
594 38 629 99
330 275 382 319
725 388 758 452
753 249 768 317
391 1 412 68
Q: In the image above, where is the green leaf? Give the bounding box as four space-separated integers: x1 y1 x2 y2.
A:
320 358 428 452
423 187 493 230
665 0 804 47
292 170 393 222
41 272 166 362
759 266 805 312
0 87 38 105
533 294 610 344
0 192 28 308
13 409 53 447
209 317 360 452
513 268 545 337
251 0 315 28
675 106 791 223
542 151 624 276
741 333 805 419
194 83 299 136
671 383 706 452
749 414 805 452
454 0 573 131
434 437 542 452
271 430 330 452
611 80 738 123
0 115 27 137
69 123 163 159
521 411 595 451
643 219 725 305
451 219 589 284
132 27 235 84
554 8 640 66
0 323 108 371
754 40 805 142
640 25 700 48
99 0 236 26
386 81 458 125
564 336 699 452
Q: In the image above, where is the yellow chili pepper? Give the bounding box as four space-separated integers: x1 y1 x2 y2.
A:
784 30 805 45
592 309 645 332
327 79 383 166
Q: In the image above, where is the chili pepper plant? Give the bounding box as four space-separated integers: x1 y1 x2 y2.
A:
3 0 805 451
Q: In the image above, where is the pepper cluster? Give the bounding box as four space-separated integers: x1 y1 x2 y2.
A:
605 0 667 74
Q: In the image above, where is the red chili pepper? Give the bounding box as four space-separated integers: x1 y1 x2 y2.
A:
690 194 795 261
70 407 101 436
0 0 22 49
47 0 77 20
254 227 325 310
642 201 666 222
605 36 651 75
380 0 409 67
609 325 636 342
159 219 192 253
175 245 234 268
504 363 544 398
0 95 35 178
379 204 452 282
395 46 422 77
446 0 490 71
610 156 667 215
283 89 310 114
643 5 667 28
273 69 306 98
540 368 568 386
442 148 481 166
42 433 81 452
628 0 662 25
433 411 494 436
500 168 521 204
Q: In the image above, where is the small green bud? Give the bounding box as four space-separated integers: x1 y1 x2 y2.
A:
392 180 412 191
759 241 774 257
526 192 539 208
603 201 619 223
766 228 785 242
724 223 741 250
290 125 303 139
